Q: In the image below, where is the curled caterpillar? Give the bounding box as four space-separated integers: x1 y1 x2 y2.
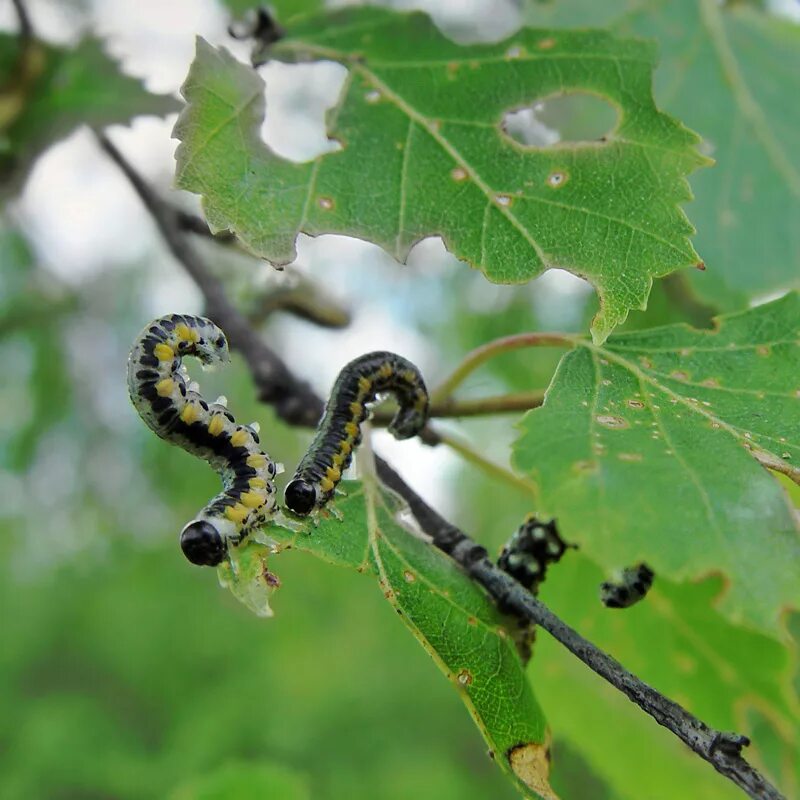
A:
498 515 572 594
127 314 277 567
284 352 429 516
600 563 654 609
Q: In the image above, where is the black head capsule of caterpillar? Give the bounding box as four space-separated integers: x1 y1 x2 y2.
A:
180 519 226 566
284 479 318 516
285 351 429 517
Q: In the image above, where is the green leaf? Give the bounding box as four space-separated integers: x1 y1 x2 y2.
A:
624 1 800 308
535 553 798 798
265 480 554 800
169 760 310 800
173 8 708 342
512 292 800 638
525 0 800 308
0 35 178 191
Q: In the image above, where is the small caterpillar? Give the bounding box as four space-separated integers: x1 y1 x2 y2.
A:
284 352 429 515
498 515 572 594
600 563 654 609
127 314 277 567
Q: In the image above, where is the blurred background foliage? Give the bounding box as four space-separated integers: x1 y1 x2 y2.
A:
1 0 798 798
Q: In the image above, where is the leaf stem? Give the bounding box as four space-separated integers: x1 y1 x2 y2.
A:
432 333 577 403
372 390 545 426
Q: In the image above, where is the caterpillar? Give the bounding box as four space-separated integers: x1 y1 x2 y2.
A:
127 314 277 567
600 563 654 609
498 515 572 594
284 351 429 516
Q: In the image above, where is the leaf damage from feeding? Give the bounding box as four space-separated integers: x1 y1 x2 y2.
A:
513 292 800 639
508 741 559 800
173 7 709 342
266 481 554 800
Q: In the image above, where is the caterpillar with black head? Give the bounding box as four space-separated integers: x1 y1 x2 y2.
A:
600 563 654 609
498 515 572 595
284 352 429 516
127 314 277 567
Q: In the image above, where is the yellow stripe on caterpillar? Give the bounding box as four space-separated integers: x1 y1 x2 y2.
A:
231 429 249 447
180 403 199 424
247 454 267 469
249 477 267 489
154 343 174 361
155 378 175 397
208 415 225 436
240 491 265 508
325 466 341 483
175 322 199 343
224 503 249 523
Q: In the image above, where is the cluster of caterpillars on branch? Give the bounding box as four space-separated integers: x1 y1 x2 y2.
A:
128 318 428 566
498 517 655 609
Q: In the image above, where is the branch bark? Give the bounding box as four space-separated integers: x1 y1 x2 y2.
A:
99 131 785 800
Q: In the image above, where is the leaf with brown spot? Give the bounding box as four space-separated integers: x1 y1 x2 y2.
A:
173 7 707 343
267 480 555 799
513 292 800 638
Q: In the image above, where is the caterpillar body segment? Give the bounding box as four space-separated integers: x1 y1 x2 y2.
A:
498 516 572 595
600 563 655 609
127 314 277 566
284 351 429 516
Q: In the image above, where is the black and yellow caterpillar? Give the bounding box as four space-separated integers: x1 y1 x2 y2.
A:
127 314 277 567
498 515 572 594
600 563 655 608
284 352 429 516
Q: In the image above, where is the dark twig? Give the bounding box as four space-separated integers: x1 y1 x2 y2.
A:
100 132 784 800
97 131 322 427
375 462 783 800
12 0 32 41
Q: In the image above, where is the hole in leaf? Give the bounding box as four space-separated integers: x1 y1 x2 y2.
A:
502 92 618 147
258 60 348 162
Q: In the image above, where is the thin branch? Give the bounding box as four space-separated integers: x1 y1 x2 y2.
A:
97 131 322 427
371 390 544 426
431 332 577 403
375 461 784 800
101 133 784 800
12 0 32 41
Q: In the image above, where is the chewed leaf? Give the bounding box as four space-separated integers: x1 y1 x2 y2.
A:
217 539 281 617
173 7 708 342
267 481 555 800
513 292 800 638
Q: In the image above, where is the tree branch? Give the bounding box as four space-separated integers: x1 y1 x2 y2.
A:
11 0 32 41
100 131 784 800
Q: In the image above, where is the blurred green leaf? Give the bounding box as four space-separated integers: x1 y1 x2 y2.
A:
0 34 178 191
525 0 800 309
169 760 310 800
513 293 800 637
174 7 708 342
267 479 554 799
